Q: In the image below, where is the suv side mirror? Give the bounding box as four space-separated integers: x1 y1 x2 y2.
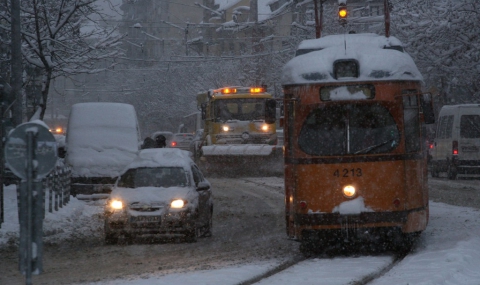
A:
265 99 276 124
196 181 210 191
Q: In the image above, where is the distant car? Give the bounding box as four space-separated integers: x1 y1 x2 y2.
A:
103 148 213 244
151 131 173 147
170 133 194 151
189 129 204 159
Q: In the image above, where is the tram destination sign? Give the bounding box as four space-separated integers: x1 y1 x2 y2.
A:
4 122 57 180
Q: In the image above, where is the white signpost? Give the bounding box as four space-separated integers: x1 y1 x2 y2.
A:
4 122 57 285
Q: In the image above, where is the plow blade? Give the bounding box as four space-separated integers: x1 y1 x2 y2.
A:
199 145 284 177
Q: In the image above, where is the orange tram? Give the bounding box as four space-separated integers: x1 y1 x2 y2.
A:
281 33 435 253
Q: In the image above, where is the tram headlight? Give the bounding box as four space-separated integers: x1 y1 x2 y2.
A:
343 185 356 198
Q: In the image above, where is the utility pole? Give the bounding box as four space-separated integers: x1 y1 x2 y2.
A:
384 0 390 37
314 0 320 38
313 0 325 38
185 23 189 56
11 0 23 126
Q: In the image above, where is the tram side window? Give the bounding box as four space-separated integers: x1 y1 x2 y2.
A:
403 96 421 153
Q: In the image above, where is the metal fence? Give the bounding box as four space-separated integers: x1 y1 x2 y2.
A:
44 161 71 214
9 160 72 223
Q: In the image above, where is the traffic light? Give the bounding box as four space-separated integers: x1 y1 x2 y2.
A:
338 3 348 25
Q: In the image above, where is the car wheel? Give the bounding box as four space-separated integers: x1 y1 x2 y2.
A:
447 163 457 180
184 227 198 243
431 164 439 178
124 233 135 244
104 219 118 245
105 232 119 245
203 210 213 237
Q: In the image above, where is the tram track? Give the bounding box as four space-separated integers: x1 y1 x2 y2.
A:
235 177 412 285
350 251 409 285
236 255 307 285
234 249 409 285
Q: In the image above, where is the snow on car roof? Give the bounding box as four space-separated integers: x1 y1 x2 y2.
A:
282 33 423 85
66 102 140 177
126 148 193 170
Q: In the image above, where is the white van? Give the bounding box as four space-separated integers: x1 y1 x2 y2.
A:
65 103 141 197
430 104 480 179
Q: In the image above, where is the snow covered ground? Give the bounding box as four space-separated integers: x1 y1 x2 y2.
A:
2 182 480 285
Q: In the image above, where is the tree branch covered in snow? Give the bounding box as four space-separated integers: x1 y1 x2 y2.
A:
0 0 124 119
391 0 480 102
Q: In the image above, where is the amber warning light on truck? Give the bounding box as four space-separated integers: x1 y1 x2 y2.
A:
221 88 236 94
216 87 266 95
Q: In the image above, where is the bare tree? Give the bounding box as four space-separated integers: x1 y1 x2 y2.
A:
391 0 480 102
0 0 123 120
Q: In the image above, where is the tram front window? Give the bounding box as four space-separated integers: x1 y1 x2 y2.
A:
298 103 400 156
214 99 266 122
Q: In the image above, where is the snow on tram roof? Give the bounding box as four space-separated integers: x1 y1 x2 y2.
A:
296 33 403 51
282 33 423 85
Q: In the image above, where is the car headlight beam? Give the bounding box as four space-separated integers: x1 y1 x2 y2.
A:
171 199 185 209
110 200 123 210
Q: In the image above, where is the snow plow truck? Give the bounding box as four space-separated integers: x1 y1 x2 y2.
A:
196 86 283 176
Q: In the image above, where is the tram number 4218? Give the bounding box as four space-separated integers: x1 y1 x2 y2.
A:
334 168 363 177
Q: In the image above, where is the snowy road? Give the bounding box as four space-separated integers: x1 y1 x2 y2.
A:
1 177 480 285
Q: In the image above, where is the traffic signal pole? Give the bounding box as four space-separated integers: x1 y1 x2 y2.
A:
11 0 23 126
384 0 390 37
0 102 3 228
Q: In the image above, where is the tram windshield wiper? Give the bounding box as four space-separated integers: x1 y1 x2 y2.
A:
354 138 396 154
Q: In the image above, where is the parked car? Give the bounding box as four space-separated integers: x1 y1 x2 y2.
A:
151 131 173 147
430 104 480 179
170 133 194 151
103 148 213 244
189 129 204 160
65 102 141 197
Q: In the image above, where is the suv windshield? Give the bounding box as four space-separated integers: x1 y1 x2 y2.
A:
298 103 400 156
117 167 188 188
214 98 266 122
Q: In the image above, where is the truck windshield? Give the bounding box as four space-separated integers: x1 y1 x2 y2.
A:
298 103 400 156
214 98 266 122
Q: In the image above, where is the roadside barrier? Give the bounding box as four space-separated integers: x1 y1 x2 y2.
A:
45 160 71 214
12 159 71 221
